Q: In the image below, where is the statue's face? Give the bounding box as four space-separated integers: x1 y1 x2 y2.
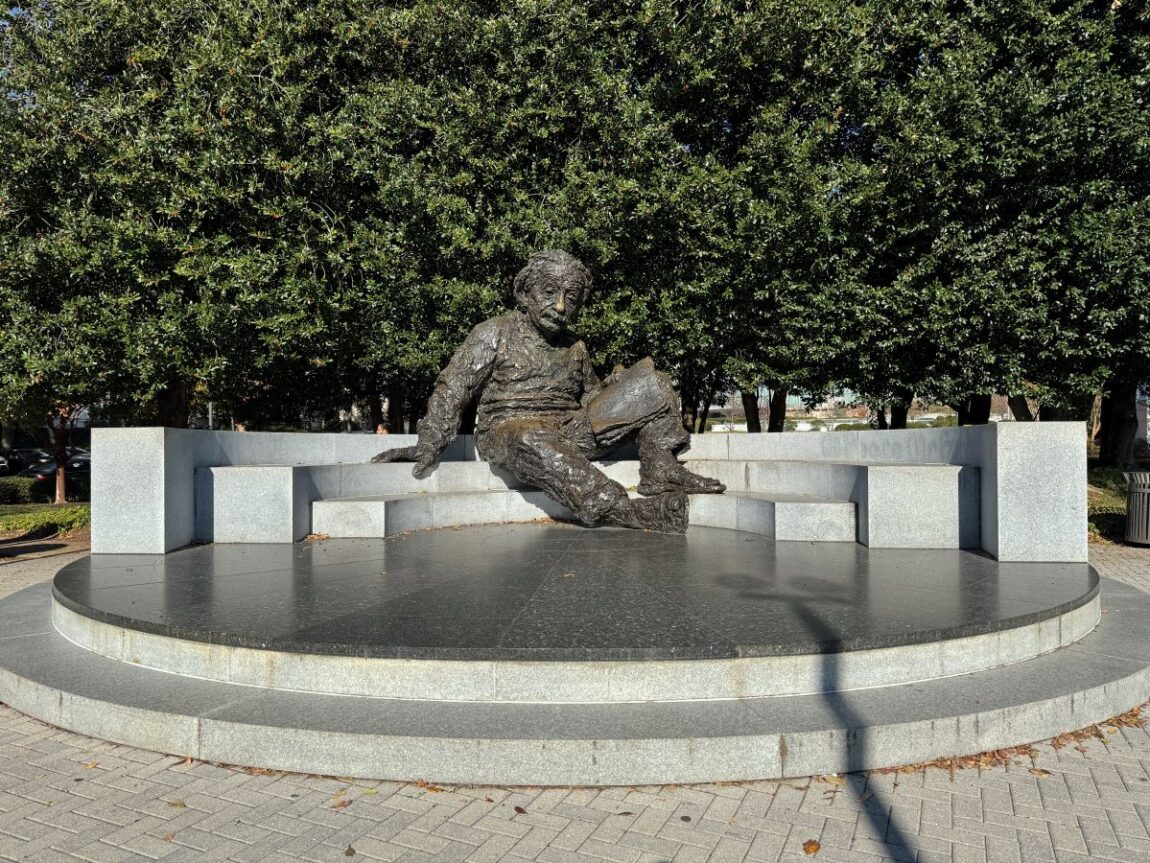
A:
518 265 588 338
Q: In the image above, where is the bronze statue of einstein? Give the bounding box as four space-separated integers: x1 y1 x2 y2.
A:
373 250 724 532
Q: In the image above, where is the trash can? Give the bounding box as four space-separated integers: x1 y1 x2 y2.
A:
1125 471 1150 546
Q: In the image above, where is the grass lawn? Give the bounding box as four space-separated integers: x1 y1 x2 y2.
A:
1087 465 1143 544
0 503 91 536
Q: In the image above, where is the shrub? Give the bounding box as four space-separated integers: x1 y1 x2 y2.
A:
0 503 90 535
0 477 38 504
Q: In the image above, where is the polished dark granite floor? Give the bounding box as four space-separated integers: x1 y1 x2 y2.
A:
54 525 1099 661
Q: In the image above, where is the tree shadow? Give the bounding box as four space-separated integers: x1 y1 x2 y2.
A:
0 525 61 544
0 541 67 558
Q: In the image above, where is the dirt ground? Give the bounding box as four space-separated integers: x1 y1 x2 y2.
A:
0 526 90 559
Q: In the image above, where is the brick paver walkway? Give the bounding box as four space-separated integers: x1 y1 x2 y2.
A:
2 544 1149 863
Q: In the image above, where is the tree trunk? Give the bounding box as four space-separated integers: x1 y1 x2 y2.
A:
890 389 913 430
875 407 888 430
767 388 788 433
698 391 716 433
155 380 190 428
890 403 908 430
969 395 992 425
387 383 404 434
681 397 700 434
0 420 12 452
955 394 992 425
1007 395 1035 422
48 413 71 505
1098 382 1139 467
369 394 384 434
1089 395 1102 444
741 390 762 433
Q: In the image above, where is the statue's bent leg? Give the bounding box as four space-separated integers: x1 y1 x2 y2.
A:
583 359 725 496
484 418 688 533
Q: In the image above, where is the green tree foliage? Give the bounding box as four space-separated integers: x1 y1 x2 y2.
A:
1 0 1146 446
830 0 1149 426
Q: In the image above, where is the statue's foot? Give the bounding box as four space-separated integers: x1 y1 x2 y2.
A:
638 462 726 496
610 491 689 533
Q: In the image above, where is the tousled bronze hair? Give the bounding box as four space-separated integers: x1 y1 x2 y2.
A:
513 250 592 306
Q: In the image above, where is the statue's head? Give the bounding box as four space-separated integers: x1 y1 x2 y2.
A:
513 250 592 338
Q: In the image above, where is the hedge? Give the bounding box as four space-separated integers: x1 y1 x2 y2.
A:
0 477 38 504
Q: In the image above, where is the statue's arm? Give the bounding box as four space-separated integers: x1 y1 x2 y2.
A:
371 320 500 477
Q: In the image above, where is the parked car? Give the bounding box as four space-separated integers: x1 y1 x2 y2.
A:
3 449 51 474
18 456 91 502
0 454 8 476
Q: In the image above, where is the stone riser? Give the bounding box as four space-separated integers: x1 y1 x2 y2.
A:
50 592 1100 702
310 488 858 544
206 460 977 550
2 580 1145 786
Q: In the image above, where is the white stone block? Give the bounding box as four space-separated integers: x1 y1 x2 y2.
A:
773 500 856 542
859 465 979 549
210 465 310 543
312 498 388 538
91 428 169 554
980 422 1087 562
683 434 729 460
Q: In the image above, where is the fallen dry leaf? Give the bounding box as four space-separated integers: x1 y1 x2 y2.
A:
1029 768 1052 778
1106 705 1147 728
415 779 445 793
820 775 846 787
803 838 821 856
872 745 1037 777
162 834 174 843
83 762 99 770
361 789 379 796
332 799 352 810
616 811 635 816
513 805 528 815
344 846 357 857
166 800 187 809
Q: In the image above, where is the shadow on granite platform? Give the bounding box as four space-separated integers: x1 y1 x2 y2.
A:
54 523 1097 662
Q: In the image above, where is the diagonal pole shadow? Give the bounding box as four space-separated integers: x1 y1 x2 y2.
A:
789 601 918 861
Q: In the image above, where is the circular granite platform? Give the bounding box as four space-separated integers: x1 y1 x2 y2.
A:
48 524 1100 703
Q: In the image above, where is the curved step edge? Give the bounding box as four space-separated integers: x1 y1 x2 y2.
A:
49 589 1101 703
0 581 1146 785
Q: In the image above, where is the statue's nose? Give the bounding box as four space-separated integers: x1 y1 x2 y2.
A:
555 294 566 314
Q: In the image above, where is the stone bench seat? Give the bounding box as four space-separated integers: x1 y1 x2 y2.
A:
92 425 1088 560
310 488 858 542
197 458 978 549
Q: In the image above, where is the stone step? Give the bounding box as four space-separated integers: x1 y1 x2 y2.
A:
310 489 857 542
1 579 1145 786
200 459 977 549
52 580 1099 703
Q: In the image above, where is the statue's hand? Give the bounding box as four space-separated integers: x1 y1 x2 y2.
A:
370 445 438 478
602 364 626 386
